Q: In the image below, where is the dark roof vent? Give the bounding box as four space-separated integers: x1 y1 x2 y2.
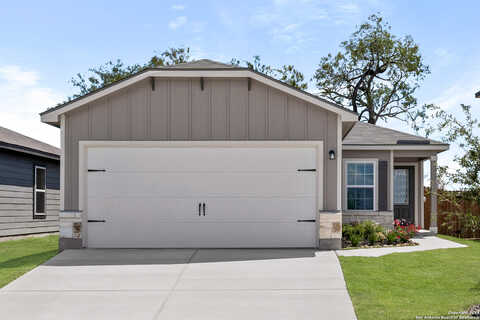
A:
397 140 430 145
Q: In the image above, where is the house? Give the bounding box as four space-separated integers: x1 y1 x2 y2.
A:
0 126 60 237
476 90 479 98
40 59 448 250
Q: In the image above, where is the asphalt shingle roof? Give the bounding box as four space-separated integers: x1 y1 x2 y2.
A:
165 59 235 69
0 126 60 158
343 122 445 145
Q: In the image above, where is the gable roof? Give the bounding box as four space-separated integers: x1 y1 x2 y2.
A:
166 59 235 69
343 122 449 151
40 59 358 125
476 90 480 98
0 126 60 160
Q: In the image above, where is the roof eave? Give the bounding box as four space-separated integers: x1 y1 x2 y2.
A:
0 143 60 160
342 144 449 152
40 68 358 124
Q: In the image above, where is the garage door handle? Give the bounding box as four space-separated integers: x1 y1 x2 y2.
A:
297 219 316 222
88 219 106 223
202 203 206 216
198 203 201 216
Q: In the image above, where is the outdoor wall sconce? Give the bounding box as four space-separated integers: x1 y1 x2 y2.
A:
329 149 336 160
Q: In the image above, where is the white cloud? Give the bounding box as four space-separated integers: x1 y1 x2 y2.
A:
191 21 206 33
0 65 63 147
337 3 360 13
171 4 185 10
168 16 187 30
433 48 454 67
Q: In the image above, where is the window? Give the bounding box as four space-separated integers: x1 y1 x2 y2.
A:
394 169 409 205
345 161 375 210
34 166 46 217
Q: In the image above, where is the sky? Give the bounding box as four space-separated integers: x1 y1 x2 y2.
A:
0 0 479 183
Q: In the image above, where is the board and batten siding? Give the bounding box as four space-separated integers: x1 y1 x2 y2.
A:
64 78 339 211
0 149 60 236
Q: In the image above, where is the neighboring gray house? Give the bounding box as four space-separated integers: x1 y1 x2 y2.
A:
40 59 448 250
476 90 479 98
0 126 60 236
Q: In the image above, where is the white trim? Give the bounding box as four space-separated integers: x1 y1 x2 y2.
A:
78 140 324 248
343 159 378 211
34 165 46 216
41 69 358 124
336 115 342 211
394 162 419 226
419 160 425 228
60 114 65 211
343 145 449 151
389 150 394 211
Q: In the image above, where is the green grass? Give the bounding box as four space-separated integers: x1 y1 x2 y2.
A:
0 235 58 288
339 235 480 320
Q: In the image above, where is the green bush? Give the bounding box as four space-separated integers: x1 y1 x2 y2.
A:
386 231 398 244
342 224 355 240
367 231 379 245
350 234 362 247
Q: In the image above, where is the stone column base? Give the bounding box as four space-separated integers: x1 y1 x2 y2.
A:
59 211 83 250
318 212 342 250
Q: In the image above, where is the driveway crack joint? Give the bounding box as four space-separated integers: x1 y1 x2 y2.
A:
152 249 198 320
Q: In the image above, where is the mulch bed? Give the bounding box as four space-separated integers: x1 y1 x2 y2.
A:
342 240 419 250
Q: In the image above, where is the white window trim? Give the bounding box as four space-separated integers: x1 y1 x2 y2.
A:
34 166 46 216
344 159 378 211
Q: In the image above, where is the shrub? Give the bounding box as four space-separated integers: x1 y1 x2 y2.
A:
363 221 378 241
350 233 362 247
376 231 386 242
367 231 378 245
386 231 398 245
342 224 355 240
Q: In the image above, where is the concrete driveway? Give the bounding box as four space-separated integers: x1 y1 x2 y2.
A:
0 249 356 320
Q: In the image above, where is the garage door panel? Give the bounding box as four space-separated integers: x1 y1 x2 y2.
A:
88 222 316 248
87 197 315 223
87 147 315 172
86 145 320 248
88 198 201 221
88 173 315 198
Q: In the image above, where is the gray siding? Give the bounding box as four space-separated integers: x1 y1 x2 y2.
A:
64 78 339 211
0 149 59 237
0 185 59 236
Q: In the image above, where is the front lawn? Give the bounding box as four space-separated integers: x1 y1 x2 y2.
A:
0 235 58 288
339 235 480 319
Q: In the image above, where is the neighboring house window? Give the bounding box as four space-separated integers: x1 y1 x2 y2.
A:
34 166 46 217
394 169 409 205
345 161 376 210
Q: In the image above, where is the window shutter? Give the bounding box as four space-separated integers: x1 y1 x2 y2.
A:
378 160 388 211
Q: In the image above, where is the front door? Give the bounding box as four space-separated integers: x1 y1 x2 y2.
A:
393 166 415 224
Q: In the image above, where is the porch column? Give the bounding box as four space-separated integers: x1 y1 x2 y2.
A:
430 155 438 233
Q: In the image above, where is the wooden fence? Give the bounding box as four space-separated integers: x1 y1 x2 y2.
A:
424 188 480 238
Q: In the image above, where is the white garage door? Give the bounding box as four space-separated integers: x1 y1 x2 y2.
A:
86 145 319 248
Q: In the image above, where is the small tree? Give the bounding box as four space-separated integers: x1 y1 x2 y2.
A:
421 103 480 237
314 14 429 124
